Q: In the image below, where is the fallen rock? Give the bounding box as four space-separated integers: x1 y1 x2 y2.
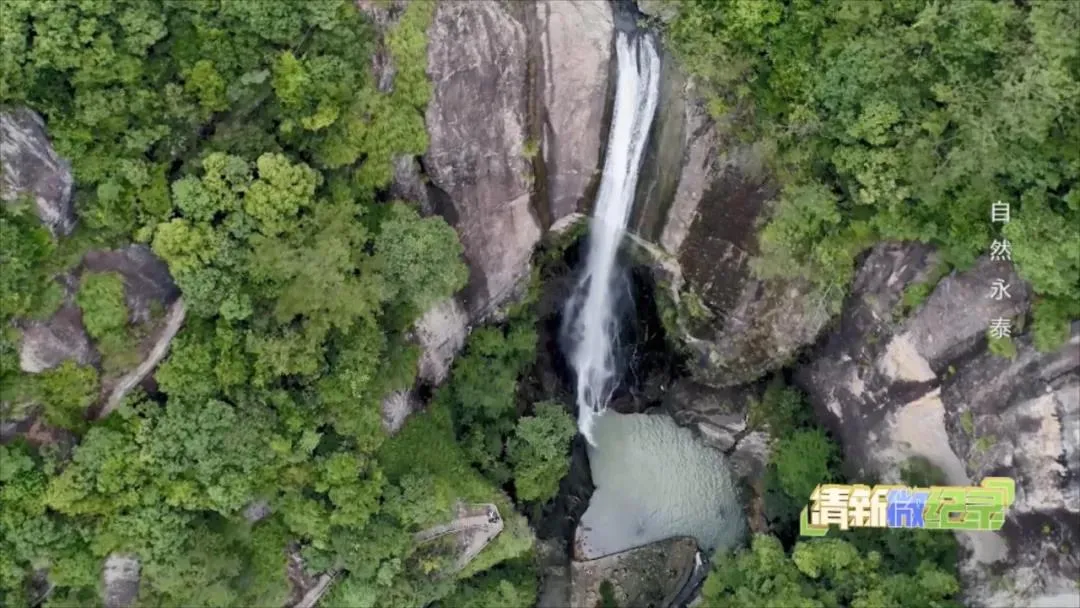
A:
0 107 75 236
570 536 699 608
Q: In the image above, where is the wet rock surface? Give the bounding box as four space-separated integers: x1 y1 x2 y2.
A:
795 242 1077 607
0 106 75 236
661 379 771 485
634 74 830 388
569 536 699 608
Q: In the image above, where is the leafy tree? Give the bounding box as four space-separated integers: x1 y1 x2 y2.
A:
26 361 99 431
375 203 469 314
439 560 538 608
508 402 577 503
76 271 142 372
0 0 549 604
773 428 840 501
0 205 61 322
702 535 960 608
748 376 813 437
436 320 538 484
444 323 537 427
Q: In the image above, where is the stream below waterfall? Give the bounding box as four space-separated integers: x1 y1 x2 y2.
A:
560 24 746 561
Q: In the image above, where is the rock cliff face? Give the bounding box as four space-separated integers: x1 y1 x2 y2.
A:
633 73 830 390
535 0 613 223
796 242 1078 607
0 107 75 236
420 0 614 323
424 0 539 319
372 0 614 398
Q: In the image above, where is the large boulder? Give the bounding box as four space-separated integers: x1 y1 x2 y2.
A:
570 537 700 608
17 273 97 374
634 76 830 389
796 242 1077 606
0 107 75 236
19 245 183 417
101 554 140 608
82 245 181 325
536 0 613 224
424 0 540 319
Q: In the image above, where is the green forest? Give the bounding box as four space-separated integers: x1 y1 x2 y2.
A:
1 0 1077 607
664 0 1078 604
1 1 572 606
668 0 1079 348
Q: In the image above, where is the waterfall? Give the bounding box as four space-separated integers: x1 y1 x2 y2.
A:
564 31 661 443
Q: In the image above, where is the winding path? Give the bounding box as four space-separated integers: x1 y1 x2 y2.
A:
414 503 504 572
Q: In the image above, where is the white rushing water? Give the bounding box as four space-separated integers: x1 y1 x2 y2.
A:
565 31 661 443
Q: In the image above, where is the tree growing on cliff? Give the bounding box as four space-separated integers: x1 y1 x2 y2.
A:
507 401 577 503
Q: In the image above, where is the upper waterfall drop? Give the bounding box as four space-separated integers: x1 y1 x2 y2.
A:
564 31 661 443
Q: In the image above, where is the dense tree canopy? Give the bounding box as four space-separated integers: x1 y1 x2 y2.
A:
667 0 1079 342
0 1 549 605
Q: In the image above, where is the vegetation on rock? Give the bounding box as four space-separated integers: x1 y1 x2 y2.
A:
667 0 1079 348
0 1 558 605
706 379 962 607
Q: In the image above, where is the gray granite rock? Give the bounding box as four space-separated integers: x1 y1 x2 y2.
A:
423 0 540 319
635 81 831 388
796 242 1077 607
18 274 96 373
101 554 140 608
0 107 75 236
537 0 613 224
83 244 181 324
